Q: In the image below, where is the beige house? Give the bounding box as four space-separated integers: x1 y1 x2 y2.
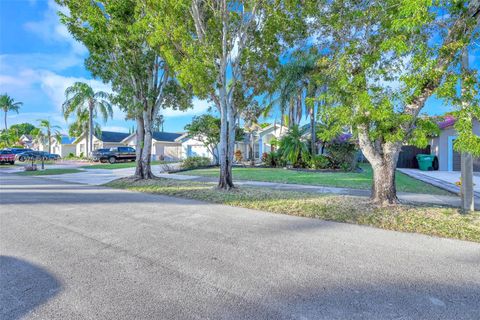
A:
122 131 184 161
430 117 480 172
73 131 130 157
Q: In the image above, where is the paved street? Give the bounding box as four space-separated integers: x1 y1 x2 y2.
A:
1 173 479 319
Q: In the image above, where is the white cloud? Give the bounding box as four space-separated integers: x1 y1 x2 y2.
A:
24 0 87 56
161 98 213 117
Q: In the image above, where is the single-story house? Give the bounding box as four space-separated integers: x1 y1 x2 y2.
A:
73 131 130 157
51 136 76 157
430 116 480 172
236 124 287 160
122 131 182 161
19 134 34 149
122 131 202 161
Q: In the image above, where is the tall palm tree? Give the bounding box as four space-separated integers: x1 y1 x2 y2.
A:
153 114 165 132
0 94 23 132
68 109 101 149
36 119 62 153
265 51 320 154
62 82 112 156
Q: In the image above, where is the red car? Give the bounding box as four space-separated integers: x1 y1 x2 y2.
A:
0 150 15 165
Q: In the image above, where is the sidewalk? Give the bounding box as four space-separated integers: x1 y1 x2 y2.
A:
398 169 480 198
157 173 479 210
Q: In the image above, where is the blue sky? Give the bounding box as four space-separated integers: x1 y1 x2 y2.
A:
0 0 478 135
0 0 212 134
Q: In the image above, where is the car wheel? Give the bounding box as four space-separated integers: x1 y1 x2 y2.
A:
9 161 14 165
19 156 24 162
108 156 116 164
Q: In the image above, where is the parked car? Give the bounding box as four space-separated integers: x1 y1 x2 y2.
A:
0 149 15 165
97 147 136 164
16 151 46 162
8 148 33 154
43 152 61 160
90 148 112 162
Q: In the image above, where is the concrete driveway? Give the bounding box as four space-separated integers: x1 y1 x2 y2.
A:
1 173 479 319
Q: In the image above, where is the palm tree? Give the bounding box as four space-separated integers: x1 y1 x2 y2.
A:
265 51 320 154
278 125 309 168
36 119 62 153
62 82 112 156
68 109 101 149
0 94 23 132
153 114 165 132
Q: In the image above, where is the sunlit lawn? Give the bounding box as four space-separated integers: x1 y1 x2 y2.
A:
81 160 168 170
17 168 83 176
181 164 451 196
106 177 480 242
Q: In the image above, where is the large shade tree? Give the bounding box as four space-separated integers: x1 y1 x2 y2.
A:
57 0 191 179
146 0 305 189
0 94 22 133
62 82 112 156
309 0 480 205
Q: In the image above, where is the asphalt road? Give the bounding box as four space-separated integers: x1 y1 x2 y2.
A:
1 173 479 320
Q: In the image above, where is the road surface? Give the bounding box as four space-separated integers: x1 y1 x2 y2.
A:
1 173 479 319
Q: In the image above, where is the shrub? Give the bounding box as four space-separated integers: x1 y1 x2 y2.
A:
261 152 269 163
181 156 211 169
308 155 330 169
263 152 277 167
278 125 310 168
235 149 243 162
326 142 357 170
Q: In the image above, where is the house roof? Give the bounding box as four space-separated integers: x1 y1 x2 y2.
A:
96 131 130 142
61 136 76 144
20 134 33 141
152 131 184 142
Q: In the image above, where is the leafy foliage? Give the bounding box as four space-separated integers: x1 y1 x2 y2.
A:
181 156 212 170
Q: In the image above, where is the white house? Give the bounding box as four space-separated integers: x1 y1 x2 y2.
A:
19 134 34 149
51 136 76 157
73 131 130 157
236 124 288 160
122 131 184 161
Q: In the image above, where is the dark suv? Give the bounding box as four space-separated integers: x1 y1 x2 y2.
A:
90 148 111 162
95 147 136 164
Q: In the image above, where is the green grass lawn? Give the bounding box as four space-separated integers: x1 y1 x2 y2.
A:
180 164 451 196
106 177 480 242
81 160 167 170
17 168 84 176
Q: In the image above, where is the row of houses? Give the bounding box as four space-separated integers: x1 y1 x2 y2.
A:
18 117 479 171
17 123 286 162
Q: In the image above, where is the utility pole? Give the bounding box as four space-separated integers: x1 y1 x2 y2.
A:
460 49 474 213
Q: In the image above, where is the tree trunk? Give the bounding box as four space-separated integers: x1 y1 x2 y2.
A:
88 103 93 158
4 111 7 132
358 126 401 205
310 110 316 155
249 132 255 166
47 129 51 154
134 117 146 178
218 105 234 190
371 159 398 205
141 108 154 179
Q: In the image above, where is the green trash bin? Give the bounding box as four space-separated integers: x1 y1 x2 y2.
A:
416 154 435 171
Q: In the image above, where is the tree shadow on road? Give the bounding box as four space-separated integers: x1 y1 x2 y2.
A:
0 256 61 320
